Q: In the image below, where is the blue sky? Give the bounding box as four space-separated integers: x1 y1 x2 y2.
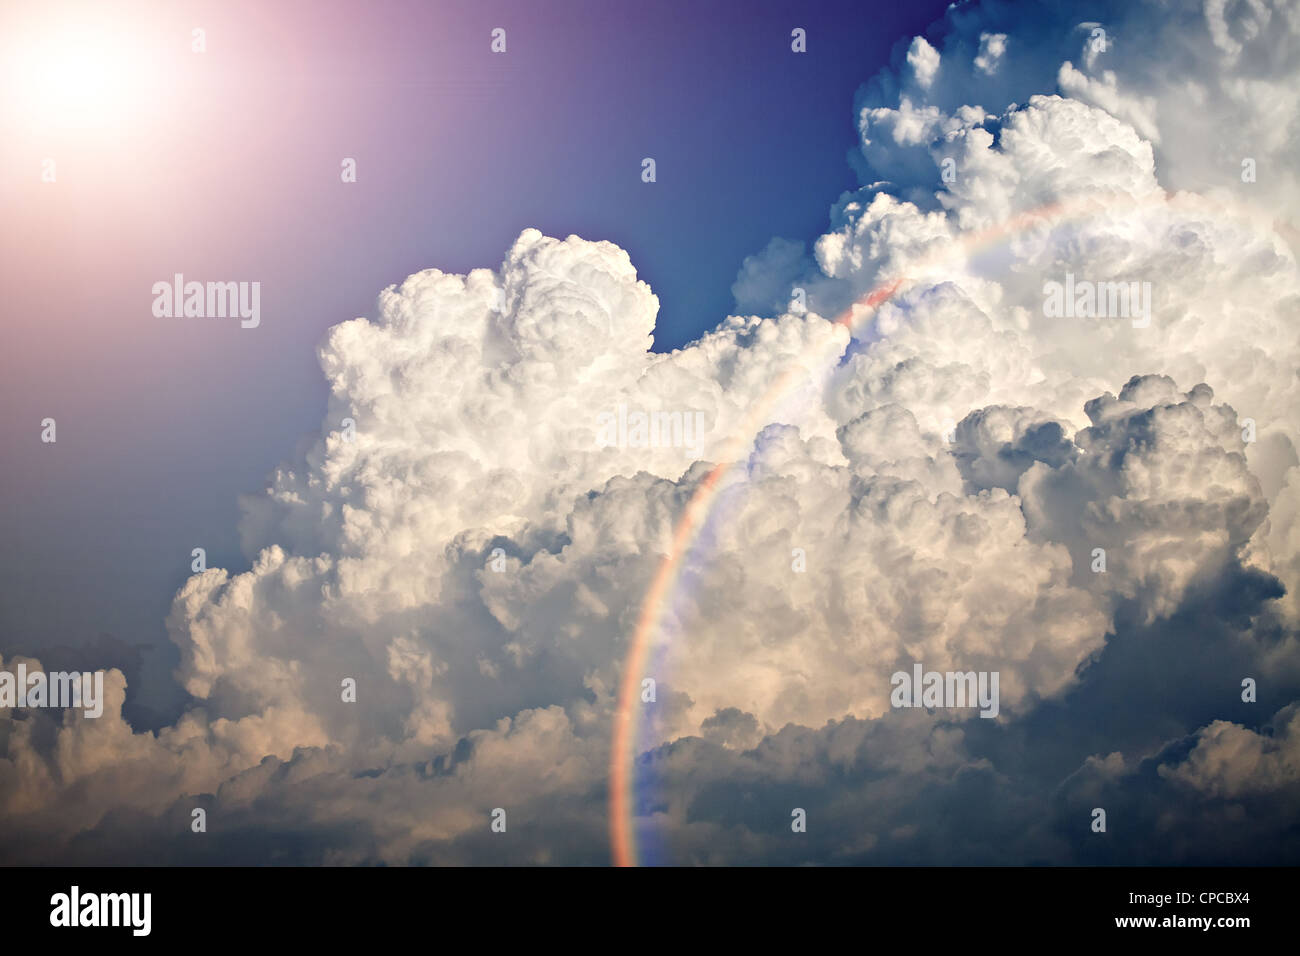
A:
0 0 951 725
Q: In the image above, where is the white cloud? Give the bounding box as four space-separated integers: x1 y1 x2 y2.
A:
1160 703 1300 798
2 0 1298 864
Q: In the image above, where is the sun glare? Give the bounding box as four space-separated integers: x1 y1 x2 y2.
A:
4 11 159 134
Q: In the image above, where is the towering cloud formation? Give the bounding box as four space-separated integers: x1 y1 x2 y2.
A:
3 0 1298 864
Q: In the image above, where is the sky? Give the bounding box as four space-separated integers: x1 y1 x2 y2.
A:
0 0 954 730
1 0 1299 866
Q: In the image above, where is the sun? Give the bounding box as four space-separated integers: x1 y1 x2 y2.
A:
3 8 159 134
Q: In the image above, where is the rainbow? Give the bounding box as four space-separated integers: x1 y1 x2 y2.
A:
607 189 1289 866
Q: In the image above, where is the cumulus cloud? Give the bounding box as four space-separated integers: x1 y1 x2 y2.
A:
2 0 1298 864
1160 703 1300 798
